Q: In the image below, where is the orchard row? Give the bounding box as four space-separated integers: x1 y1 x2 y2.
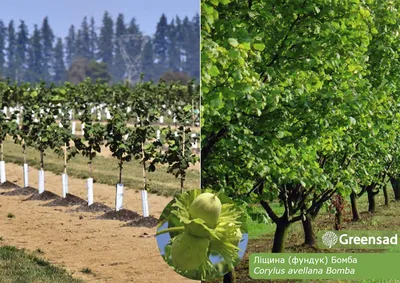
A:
0 80 200 216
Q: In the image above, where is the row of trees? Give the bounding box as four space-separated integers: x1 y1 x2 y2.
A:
202 0 400 265
0 80 199 213
0 12 199 84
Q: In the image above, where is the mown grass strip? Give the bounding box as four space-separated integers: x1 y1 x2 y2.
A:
0 245 83 283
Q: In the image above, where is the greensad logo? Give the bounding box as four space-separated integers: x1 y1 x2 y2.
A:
318 230 399 249
322 231 338 248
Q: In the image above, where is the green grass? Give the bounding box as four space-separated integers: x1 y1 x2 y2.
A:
6 213 15 219
35 248 44 254
3 139 199 197
0 245 82 283
247 202 284 239
80 267 92 274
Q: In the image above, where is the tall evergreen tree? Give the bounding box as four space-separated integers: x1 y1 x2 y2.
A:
191 14 200 80
126 18 144 83
75 29 83 59
97 11 114 70
41 17 55 82
167 19 180 72
53 38 66 83
182 15 199 80
77 16 91 59
16 20 29 81
65 25 76 66
141 39 154 81
113 13 127 82
175 16 184 71
89 17 97 60
26 25 43 82
7 20 17 81
153 14 169 76
0 20 6 77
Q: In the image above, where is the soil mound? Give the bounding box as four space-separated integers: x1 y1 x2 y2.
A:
42 194 86 207
24 190 59 201
98 209 141 222
124 216 158 228
73 202 113 213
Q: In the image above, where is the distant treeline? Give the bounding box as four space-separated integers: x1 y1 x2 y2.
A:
0 12 199 84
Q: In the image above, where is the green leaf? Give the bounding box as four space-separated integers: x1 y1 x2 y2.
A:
209 65 220 77
253 43 266 51
228 38 239 47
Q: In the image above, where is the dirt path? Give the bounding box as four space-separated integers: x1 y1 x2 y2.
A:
0 162 196 283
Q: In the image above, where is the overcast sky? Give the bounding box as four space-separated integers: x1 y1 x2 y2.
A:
0 0 199 39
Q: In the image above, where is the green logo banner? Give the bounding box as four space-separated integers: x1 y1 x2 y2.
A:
249 253 400 280
317 230 399 249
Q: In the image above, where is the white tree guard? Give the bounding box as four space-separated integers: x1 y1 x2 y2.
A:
141 190 149 217
127 106 131 113
159 116 164 124
192 139 198 149
0 161 6 184
62 173 69 198
106 108 111 119
156 130 161 141
38 169 45 194
87 178 94 205
71 121 76 134
115 183 124 211
59 122 63 128
68 109 73 120
23 163 29 187
97 110 102 121
173 115 177 123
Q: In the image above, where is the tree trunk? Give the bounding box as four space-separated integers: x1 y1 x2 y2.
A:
334 195 344 230
302 214 315 246
223 270 236 283
390 178 400 201
367 186 376 213
383 184 389 206
350 191 360 221
142 142 147 191
64 143 67 174
335 208 342 230
88 153 93 178
23 142 27 164
118 157 123 184
0 141 3 162
272 220 290 253
40 150 44 170
180 176 184 193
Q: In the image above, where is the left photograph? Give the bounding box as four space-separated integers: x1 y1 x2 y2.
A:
0 0 199 282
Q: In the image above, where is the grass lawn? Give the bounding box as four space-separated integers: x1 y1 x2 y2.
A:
0 245 82 283
2 139 199 197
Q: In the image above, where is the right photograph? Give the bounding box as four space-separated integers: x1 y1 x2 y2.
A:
201 0 400 282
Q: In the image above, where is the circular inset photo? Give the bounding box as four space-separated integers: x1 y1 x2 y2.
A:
156 189 248 281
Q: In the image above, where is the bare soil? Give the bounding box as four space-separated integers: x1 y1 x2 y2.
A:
0 162 196 283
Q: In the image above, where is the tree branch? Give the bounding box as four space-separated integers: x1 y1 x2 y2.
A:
201 126 229 161
260 200 279 223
